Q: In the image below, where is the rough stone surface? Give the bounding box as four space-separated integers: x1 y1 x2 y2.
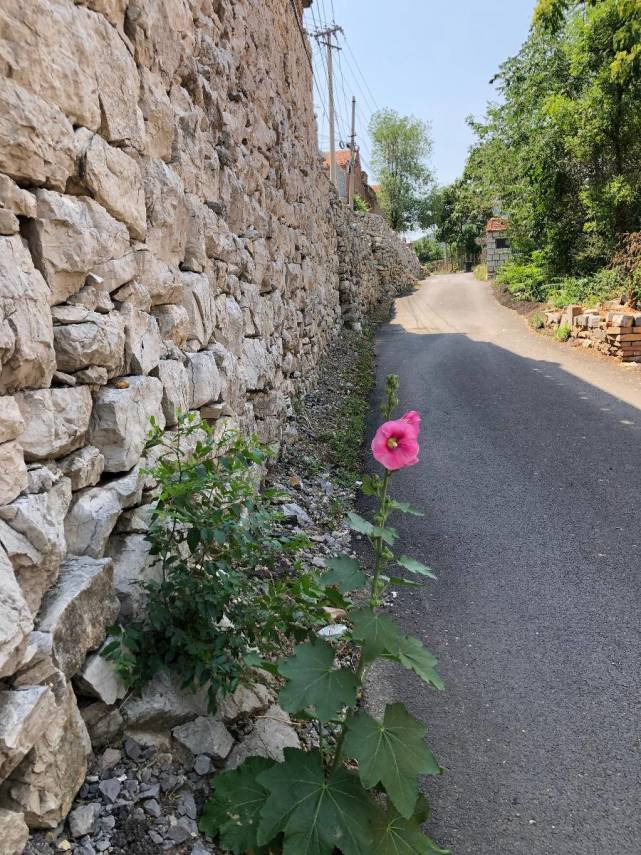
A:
0 545 33 679
0 396 24 444
225 704 301 770
121 672 208 733
36 556 119 678
0 686 56 782
14 388 93 462
58 446 105 491
172 717 234 761
75 653 125 707
0 807 29 855
0 441 28 507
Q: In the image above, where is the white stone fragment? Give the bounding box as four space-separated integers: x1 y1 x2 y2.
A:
14 387 93 462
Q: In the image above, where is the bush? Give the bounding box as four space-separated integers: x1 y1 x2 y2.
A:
496 259 550 301
555 323 572 342
546 268 622 308
473 263 488 281
413 236 443 265
529 312 545 329
105 413 323 710
353 194 369 213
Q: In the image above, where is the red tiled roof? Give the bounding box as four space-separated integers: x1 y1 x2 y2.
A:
322 150 353 169
370 184 380 194
486 217 509 232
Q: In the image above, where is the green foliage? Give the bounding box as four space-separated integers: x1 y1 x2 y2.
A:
466 0 641 275
419 181 491 264
473 263 488 281
353 193 370 213
496 259 550 302
201 377 448 854
413 237 443 265
529 312 545 330
344 704 440 818
104 413 328 710
545 268 622 307
556 323 572 341
369 109 434 232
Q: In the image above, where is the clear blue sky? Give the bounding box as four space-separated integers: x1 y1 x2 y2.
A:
305 0 535 185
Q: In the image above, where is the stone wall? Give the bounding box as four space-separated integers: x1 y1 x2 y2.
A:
545 306 641 362
0 0 419 836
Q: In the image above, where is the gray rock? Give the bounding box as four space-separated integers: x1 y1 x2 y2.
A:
172 717 234 761
68 803 100 838
58 446 105 491
0 686 55 781
225 704 300 770
0 808 29 855
98 778 121 805
0 544 33 679
192 755 211 777
121 672 208 733
13 386 93 462
75 653 125 706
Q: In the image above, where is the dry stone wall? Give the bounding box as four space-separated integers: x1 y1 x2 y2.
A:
0 0 420 835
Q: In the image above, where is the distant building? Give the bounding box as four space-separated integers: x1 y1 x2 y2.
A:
484 217 511 276
293 0 313 20
321 150 381 213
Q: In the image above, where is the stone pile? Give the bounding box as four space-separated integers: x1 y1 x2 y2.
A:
545 306 641 361
0 0 420 843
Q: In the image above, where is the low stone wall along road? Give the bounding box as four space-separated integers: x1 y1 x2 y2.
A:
367 273 641 854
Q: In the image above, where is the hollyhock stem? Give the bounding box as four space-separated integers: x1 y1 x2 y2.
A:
330 468 391 772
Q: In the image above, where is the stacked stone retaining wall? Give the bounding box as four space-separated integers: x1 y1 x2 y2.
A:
0 0 420 838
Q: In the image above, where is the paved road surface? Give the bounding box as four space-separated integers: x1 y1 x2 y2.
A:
366 273 641 854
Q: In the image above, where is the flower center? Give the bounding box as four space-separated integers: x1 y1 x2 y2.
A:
386 437 399 449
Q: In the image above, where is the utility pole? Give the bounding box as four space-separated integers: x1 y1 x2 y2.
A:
348 96 357 207
312 25 343 189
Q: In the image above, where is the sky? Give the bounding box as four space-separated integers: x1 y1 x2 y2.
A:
305 0 535 186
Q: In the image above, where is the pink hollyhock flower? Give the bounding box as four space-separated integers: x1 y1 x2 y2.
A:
401 410 421 436
371 419 420 471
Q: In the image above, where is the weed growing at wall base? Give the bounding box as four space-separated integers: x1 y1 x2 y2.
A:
201 376 448 854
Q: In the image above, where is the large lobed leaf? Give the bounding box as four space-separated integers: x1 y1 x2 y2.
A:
344 703 441 818
199 756 274 854
371 797 450 854
322 555 366 593
278 640 359 721
257 747 375 854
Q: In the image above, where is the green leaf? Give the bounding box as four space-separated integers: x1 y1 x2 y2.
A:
347 512 374 536
344 704 441 818
321 555 366 593
371 798 450 854
257 748 375 854
278 641 358 721
397 556 437 579
387 636 444 691
351 607 401 661
199 756 274 853
388 499 424 517
373 525 398 545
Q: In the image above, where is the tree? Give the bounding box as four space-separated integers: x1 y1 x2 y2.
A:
412 236 443 265
420 180 492 265
465 0 641 275
369 109 433 232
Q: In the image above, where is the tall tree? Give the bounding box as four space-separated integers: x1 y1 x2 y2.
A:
369 109 433 232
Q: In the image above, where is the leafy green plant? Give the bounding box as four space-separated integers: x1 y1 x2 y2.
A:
555 322 572 341
528 312 545 329
104 413 321 710
546 268 622 308
201 376 448 855
496 258 551 302
353 193 370 213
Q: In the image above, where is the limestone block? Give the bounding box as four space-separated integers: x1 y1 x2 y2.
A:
88 376 165 472
181 272 217 348
213 295 244 357
14 387 93 461
76 0 128 27
0 687 56 783
0 546 32 679
58 446 105 491
74 130 146 240
172 716 234 761
0 680 91 828
208 343 244 412
119 304 163 376
217 683 272 725
0 808 29 855
240 338 272 391
64 464 144 557
105 533 162 620
24 190 135 305
0 235 55 395
152 360 191 427
75 653 125 706
121 671 208 733
0 442 28 507
0 397 24 445
111 280 152 313
0 79 75 191
183 194 207 273
136 251 184 307
225 704 300 770
187 351 221 409
0 210 18 236
139 69 175 161
53 311 126 377
125 0 194 84
152 304 190 346
11 632 57 688
0 477 72 614
0 176 36 220
37 556 118 678
141 159 188 266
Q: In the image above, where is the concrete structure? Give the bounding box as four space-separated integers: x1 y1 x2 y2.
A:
485 217 511 276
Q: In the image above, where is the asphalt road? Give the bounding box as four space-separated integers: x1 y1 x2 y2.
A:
365 273 641 855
